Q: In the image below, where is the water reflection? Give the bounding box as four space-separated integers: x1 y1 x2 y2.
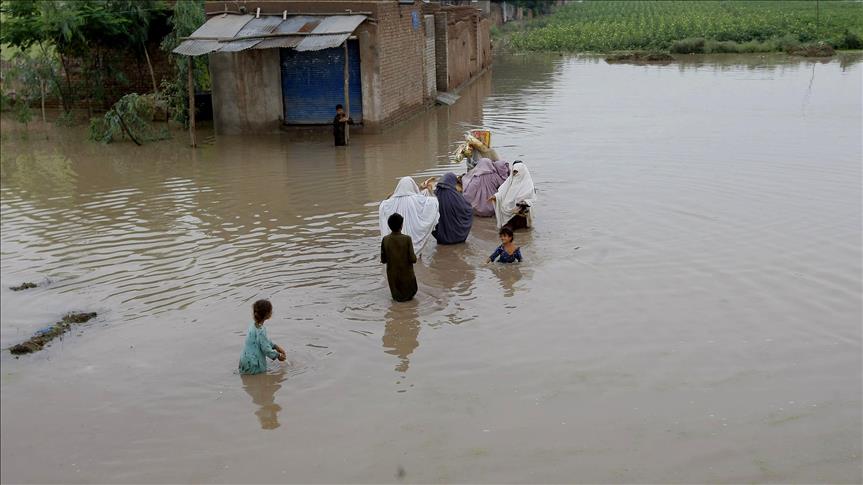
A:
240 368 287 430
382 300 420 373
489 264 524 298
426 243 477 298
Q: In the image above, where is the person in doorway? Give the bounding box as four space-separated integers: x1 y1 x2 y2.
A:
487 227 523 264
333 104 354 146
239 299 286 375
381 213 418 302
489 161 536 231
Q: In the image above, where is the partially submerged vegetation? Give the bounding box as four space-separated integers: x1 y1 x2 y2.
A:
89 93 170 144
605 51 674 63
9 282 38 291
8 312 97 355
1 0 208 142
505 1 863 54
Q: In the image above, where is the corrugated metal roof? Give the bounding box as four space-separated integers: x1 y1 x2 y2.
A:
218 16 283 52
192 13 254 39
173 14 253 56
296 15 367 52
253 16 316 50
173 14 367 56
173 39 221 56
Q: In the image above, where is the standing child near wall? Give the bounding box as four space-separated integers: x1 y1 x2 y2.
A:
333 104 354 146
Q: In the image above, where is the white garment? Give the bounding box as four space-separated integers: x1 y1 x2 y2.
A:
379 177 440 254
493 162 537 228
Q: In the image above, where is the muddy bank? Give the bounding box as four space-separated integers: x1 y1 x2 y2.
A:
8 312 97 355
605 51 674 64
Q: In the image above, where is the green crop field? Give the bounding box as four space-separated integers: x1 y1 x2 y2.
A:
508 1 863 53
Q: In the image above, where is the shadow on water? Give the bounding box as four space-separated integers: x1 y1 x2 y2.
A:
240 367 287 430
382 299 420 373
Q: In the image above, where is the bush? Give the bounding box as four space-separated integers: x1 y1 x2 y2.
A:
670 37 705 54
705 40 740 53
89 93 169 145
836 30 863 50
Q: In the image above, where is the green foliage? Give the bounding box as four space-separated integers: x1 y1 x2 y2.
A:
6 49 60 106
509 1 863 53
670 37 706 54
0 0 170 111
14 101 33 126
54 110 76 127
88 93 169 144
159 0 208 126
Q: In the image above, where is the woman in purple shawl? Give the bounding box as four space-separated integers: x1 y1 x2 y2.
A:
433 172 473 245
462 158 509 217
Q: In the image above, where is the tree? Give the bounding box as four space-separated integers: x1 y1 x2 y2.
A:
0 0 169 113
159 0 208 126
8 49 60 124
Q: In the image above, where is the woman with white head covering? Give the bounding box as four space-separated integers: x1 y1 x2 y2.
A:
490 161 536 230
379 177 440 254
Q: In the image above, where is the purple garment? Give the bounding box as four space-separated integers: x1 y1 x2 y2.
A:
433 172 473 244
462 158 508 217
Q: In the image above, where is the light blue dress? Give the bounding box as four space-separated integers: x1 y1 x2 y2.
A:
239 323 279 375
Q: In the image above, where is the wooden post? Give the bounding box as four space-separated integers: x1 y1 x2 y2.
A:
143 41 159 95
343 41 350 145
187 56 196 148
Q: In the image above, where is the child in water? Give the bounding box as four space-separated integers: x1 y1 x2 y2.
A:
487 227 523 263
381 213 418 302
239 299 286 375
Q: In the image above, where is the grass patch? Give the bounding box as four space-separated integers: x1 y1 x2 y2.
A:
507 1 863 53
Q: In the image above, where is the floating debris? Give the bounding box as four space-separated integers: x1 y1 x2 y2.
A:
9 282 38 291
8 312 97 355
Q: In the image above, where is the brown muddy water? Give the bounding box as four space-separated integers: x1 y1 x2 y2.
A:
1 53 861 483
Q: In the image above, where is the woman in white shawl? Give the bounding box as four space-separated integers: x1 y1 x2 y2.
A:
379 177 440 254
490 161 537 230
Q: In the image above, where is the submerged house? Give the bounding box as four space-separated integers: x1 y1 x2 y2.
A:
175 1 492 135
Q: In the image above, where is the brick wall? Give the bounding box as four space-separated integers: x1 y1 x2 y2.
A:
21 42 174 112
374 1 429 127
423 15 437 100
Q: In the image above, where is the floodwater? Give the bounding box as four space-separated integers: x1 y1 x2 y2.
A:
1 53 861 483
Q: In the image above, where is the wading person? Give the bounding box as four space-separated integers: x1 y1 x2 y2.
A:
487 227 523 264
463 158 509 216
381 213 418 302
433 172 473 245
489 161 536 231
379 177 439 255
333 104 353 146
239 299 286 375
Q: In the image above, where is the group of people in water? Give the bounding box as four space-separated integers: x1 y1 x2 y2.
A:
378 158 537 303
239 157 537 375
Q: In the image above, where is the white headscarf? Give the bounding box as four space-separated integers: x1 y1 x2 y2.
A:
493 162 537 228
379 177 440 254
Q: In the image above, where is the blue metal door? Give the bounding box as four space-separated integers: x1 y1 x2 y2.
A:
280 41 363 124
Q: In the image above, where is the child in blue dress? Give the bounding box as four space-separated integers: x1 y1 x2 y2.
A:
487 227 523 263
239 299 286 375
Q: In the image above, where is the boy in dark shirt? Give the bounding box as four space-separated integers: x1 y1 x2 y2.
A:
333 104 354 146
380 213 418 302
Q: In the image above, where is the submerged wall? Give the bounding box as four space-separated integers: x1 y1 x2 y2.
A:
209 49 283 135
